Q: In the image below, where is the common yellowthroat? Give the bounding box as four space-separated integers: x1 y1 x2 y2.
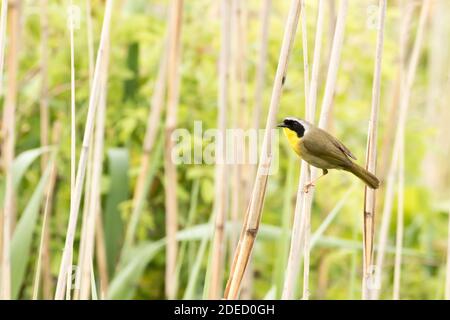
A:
278 117 380 192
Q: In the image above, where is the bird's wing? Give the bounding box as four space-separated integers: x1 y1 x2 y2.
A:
324 130 357 160
302 128 356 164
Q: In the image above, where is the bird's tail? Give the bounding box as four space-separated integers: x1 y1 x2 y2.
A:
346 162 380 189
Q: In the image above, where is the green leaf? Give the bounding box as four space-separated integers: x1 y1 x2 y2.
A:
0 147 51 207
12 147 51 190
107 240 164 299
11 161 52 299
105 148 130 277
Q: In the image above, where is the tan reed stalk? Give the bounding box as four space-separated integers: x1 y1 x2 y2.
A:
0 0 8 97
228 0 240 263
54 0 114 299
253 0 271 132
361 0 386 300
208 0 231 300
378 73 400 179
298 0 312 300
85 0 108 298
40 0 49 169
125 40 168 251
32 122 61 300
325 0 336 62
392 133 404 300
230 0 254 299
38 0 54 299
78 43 109 299
446 207 450 300
74 123 94 299
1 0 21 300
164 0 183 299
86 0 94 87
224 0 303 300
64 0 78 298
238 0 271 273
95 211 109 298
72 0 97 300
69 0 76 195
373 0 430 300
283 0 346 300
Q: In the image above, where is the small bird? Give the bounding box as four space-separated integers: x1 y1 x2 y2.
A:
277 117 380 192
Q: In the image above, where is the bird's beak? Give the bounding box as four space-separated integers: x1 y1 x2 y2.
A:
277 123 286 128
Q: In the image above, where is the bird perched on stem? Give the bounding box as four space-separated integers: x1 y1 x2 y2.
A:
278 117 380 193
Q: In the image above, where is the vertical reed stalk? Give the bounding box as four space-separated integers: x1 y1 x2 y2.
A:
32 123 61 300
0 0 7 96
85 0 108 299
299 0 311 300
361 0 386 300
78 42 109 299
283 0 346 300
224 0 303 300
95 211 108 298
40 0 49 169
1 0 21 300
69 0 76 197
392 135 404 299
373 0 430 300
38 0 54 299
54 0 114 299
228 0 240 264
446 207 450 300
253 0 271 131
86 0 94 87
208 0 231 300
65 0 78 298
164 0 183 299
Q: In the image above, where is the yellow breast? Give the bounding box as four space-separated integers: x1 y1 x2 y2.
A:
283 127 302 157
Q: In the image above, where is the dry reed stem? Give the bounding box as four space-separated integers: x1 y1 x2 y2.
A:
373 0 430 300
253 0 271 131
228 0 241 266
298 0 312 300
95 211 109 298
1 0 21 300
40 0 49 168
361 0 386 300
38 0 54 299
69 0 76 194
54 0 114 299
86 0 94 87
85 0 109 298
283 0 347 300
0 0 7 97
32 123 61 300
392 135 404 300
164 0 183 299
66 0 79 298
208 0 231 300
224 0 303 300
446 207 450 300
31 157 57 300
78 44 109 299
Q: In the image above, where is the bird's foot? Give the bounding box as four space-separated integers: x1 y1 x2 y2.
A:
303 182 315 193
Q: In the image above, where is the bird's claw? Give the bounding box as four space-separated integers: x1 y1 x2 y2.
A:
303 182 315 193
